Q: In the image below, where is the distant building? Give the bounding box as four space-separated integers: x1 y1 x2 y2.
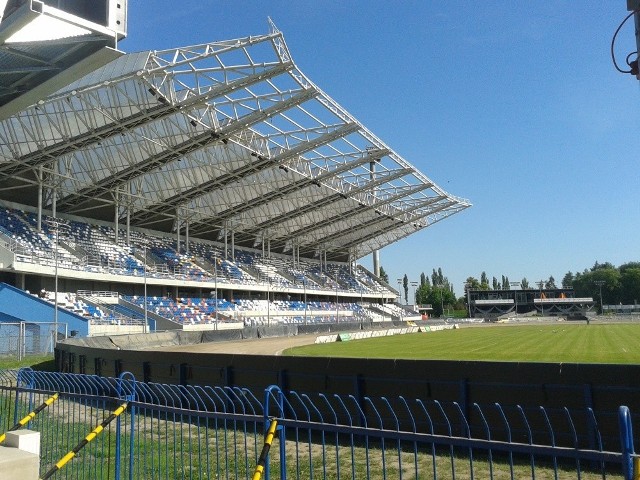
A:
467 288 594 320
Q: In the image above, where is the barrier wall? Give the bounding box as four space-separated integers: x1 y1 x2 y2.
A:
55 323 640 446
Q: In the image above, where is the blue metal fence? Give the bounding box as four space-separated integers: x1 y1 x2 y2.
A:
0 369 636 479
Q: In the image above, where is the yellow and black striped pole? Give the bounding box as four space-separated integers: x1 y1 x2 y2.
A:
39 401 128 480
0 392 59 444
252 419 279 480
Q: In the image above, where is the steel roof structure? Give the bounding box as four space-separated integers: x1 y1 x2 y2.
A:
0 0 127 121
0 21 470 263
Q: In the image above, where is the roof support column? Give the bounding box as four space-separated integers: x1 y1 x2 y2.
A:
114 198 119 245
37 167 43 232
231 231 235 261
126 207 130 246
224 228 228 260
176 214 181 255
51 166 57 220
185 219 189 255
370 160 380 277
267 239 271 259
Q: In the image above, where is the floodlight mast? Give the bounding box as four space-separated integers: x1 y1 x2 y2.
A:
410 281 418 307
143 241 148 333
510 281 520 317
45 218 67 346
594 280 606 314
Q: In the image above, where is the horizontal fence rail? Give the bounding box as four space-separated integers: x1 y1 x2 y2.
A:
0 369 635 479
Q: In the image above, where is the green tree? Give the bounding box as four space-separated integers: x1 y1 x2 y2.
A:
417 283 456 317
465 277 480 290
420 272 428 286
620 262 640 273
403 274 409 304
545 275 556 289
492 277 499 290
620 266 640 304
479 271 489 290
379 266 389 283
592 261 616 271
521 277 530 289
562 271 574 288
416 283 429 305
573 266 621 309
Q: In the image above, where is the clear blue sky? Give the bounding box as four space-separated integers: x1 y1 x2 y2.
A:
122 1 639 298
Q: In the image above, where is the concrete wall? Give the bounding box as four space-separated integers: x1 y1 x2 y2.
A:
55 327 640 447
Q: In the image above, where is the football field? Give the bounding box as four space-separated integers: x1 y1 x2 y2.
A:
283 322 640 364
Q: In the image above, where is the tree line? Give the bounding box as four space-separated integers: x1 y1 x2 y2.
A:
564 261 640 307
379 260 640 316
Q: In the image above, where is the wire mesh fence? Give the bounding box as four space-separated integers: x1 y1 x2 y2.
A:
0 322 63 359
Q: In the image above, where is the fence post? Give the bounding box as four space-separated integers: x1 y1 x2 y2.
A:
15 368 35 425
19 321 24 361
619 405 636 480
117 371 137 480
264 385 285 480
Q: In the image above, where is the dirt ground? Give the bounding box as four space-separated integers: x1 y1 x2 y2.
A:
153 333 320 355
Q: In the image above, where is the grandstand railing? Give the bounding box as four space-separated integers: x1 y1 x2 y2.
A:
0 369 635 479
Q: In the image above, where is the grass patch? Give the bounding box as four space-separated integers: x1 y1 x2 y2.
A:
284 323 640 364
0 354 54 370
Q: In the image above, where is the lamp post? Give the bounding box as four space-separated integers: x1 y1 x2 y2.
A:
359 284 364 329
335 280 339 322
54 225 59 344
594 280 605 314
536 280 545 316
267 278 271 327
45 218 67 345
410 281 418 307
436 284 444 318
303 278 308 325
510 281 520 317
214 256 218 330
143 241 148 333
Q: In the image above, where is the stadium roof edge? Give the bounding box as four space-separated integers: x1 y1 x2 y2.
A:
0 24 470 262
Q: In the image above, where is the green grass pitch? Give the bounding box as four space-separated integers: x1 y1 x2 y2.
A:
284 323 640 364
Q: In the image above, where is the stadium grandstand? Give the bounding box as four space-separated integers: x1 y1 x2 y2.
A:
0 5 470 346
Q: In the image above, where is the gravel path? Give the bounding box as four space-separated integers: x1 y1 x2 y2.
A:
154 333 320 355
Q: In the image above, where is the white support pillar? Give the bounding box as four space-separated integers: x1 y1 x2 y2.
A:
126 207 130 246
231 231 235 261
37 168 43 232
114 200 119 245
51 164 57 220
224 228 228 260
176 215 181 255
185 219 190 255
370 160 380 277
